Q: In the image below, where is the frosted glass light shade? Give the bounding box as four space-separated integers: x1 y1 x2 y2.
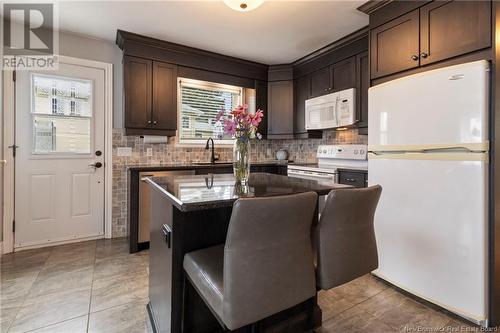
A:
223 0 264 12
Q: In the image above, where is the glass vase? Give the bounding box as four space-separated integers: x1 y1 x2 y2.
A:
233 138 251 185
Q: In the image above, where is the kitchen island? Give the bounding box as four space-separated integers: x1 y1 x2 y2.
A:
145 172 350 333
128 161 289 253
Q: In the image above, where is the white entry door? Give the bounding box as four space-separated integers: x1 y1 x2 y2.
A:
15 60 105 249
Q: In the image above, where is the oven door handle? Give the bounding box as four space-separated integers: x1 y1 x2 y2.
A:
288 170 336 180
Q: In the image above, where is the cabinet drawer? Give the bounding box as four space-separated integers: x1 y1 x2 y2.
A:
338 171 367 188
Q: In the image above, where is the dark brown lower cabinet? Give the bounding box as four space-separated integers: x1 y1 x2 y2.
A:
338 170 368 188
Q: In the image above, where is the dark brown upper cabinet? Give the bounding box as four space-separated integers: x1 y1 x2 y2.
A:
310 66 331 98
309 56 357 98
124 56 152 130
124 56 178 136
370 9 420 79
294 75 322 139
355 51 369 132
332 57 356 92
255 80 268 138
419 0 491 66
267 80 294 139
369 0 491 79
152 61 177 132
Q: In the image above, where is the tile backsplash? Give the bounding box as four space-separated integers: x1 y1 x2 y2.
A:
111 128 367 237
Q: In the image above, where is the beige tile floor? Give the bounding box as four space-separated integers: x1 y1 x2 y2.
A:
0 238 484 333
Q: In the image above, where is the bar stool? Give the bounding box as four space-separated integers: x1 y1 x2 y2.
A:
183 192 318 331
314 185 382 290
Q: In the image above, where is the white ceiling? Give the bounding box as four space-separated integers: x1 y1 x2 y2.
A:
58 1 369 65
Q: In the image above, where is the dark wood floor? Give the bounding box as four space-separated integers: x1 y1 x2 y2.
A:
1 238 479 333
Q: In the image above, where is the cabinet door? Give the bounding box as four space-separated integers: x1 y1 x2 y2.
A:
420 0 491 66
268 80 294 137
332 57 356 92
356 51 369 129
124 56 152 129
310 67 331 98
255 80 268 137
370 9 420 79
294 75 310 135
153 62 177 131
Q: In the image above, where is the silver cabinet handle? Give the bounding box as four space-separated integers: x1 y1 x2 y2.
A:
0 160 6 164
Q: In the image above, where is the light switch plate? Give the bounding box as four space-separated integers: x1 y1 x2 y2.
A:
146 148 153 157
117 147 132 157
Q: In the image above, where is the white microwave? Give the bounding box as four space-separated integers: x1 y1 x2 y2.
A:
305 88 356 130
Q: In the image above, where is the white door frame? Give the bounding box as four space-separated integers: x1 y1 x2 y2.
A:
3 55 113 253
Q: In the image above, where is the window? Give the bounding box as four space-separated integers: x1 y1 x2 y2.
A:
32 74 92 154
178 78 249 145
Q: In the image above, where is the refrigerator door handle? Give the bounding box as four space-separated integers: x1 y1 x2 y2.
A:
369 146 487 155
420 146 487 153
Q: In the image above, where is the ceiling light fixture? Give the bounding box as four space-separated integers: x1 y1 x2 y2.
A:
223 0 264 12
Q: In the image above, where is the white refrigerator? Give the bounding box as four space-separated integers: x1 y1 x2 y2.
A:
368 60 489 325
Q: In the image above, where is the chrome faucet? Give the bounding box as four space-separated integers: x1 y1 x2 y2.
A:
205 138 219 164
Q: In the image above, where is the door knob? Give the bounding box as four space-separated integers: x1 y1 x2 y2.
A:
420 52 428 59
411 55 419 61
89 162 103 168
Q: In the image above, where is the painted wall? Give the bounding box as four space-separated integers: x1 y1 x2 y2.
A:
58 32 123 128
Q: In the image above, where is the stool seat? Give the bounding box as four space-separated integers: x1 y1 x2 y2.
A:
184 245 224 317
182 192 318 330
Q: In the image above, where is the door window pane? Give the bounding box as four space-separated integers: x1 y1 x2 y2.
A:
32 74 92 154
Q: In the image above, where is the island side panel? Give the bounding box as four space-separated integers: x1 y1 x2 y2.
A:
149 185 174 333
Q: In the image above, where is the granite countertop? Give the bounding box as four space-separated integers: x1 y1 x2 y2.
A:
127 160 291 172
145 172 351 212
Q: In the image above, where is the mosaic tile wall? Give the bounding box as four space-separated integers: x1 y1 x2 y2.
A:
111 128 368 237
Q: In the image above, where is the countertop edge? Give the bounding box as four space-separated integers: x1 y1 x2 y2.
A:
127 161 291 172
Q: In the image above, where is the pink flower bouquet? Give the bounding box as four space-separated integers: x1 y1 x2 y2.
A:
216 104 264 140
216 105 264 184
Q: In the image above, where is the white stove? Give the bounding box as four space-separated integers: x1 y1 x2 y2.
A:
287 144 368 184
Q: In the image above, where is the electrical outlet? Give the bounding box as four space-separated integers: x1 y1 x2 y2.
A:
146 148 153 157
117 147 132 157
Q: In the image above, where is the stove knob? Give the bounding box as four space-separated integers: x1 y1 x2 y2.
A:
354 150 359 155
360 149 365 154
